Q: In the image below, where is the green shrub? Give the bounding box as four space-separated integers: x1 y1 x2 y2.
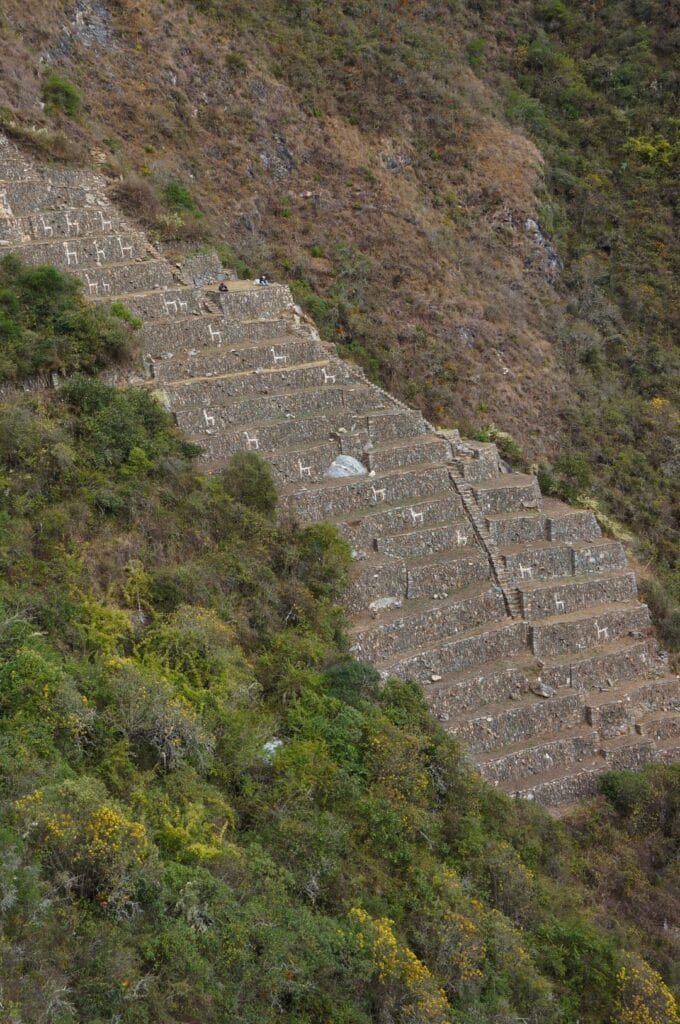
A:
219 451 277 517
109 302 143 329
41 70 81 117
0 256 136 379
162 180 202 217
466 38 486 70
218 242 251 279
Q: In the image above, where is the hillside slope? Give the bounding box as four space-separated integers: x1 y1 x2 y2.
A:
1 1 677 622
0 255 678 1023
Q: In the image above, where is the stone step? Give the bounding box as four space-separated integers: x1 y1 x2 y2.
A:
377 521 474 560
203 407 373 462
10 234 149 271
141 315 294 356
504 762 602 805
425 655 538 720
638 711 680 744
147 335 324 381
406 548 491 600
529 602 651 658
79 260 176 297
0 206 126 244
486 506 601 546
599 734 656 770
585 676 680 738
546 504 602 543
451 689 585 756
342 545 491 613
471 473 542 515
158 366 359 426
0 180 107 216
268 441 342 486
381 618 526 683
280 463 453 523
217 281 294 320
333 493 464 546
93 285 204 319
656 742 680 765
518 570 638 620
0 155 41 184
501 538 627 582
367 435 451 474
538 637 659 691
168 380 375 439
449 441 502 483
478 725 600 787
366 410 430 444
342 558 408 614
351 583 507 663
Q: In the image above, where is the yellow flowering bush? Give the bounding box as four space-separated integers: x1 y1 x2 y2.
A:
15 778 152 900
612 954 680 1024
348 907 452 1024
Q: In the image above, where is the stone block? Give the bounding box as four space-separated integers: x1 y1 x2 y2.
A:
378 522 473 560
342 560 408 614
217 282 294 320
366 410 429 443
268 441 342 487
519 571 638 620
161 364 355 416
179 252 224 286
279 465 452 524
600 736 655 769
23 207 124 241
450 441 501 483
99 287 202 319
509 768 601 804
78 260 175 296
334 494 463 545
350 586 507 663
387 620 527 682
547 508 601 543
540 639 657 691
406 550 491 600
479 729 599 786
529 603 650 658
486 511 547 546
426 659 534 718
571 540 626 575
13 233 147 271
149 335 325 384
451 691 585 755
640 713 680 743
0 181 99 216
472 474 541 515
368 436 451 474
502 543 572 581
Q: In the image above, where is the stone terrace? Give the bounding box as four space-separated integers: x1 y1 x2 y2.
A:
1 133 678 809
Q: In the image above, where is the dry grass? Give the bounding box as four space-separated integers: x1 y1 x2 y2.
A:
0 0 574 458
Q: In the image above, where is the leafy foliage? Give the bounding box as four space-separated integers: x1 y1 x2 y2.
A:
0 256 137 379
0 286 677 1023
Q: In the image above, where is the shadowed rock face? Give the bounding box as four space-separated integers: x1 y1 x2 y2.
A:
1 132 678 808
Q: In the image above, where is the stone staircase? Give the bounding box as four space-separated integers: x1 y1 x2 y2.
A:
1 132 678 808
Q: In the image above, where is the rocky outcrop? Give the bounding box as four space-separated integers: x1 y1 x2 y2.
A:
1 133 678 808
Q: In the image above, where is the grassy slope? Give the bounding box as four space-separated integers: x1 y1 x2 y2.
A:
0 263 678 1024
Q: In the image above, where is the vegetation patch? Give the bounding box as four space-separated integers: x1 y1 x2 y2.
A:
0 265 677 1023
0 255 138 379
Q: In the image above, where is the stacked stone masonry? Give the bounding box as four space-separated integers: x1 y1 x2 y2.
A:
1 134 678 808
